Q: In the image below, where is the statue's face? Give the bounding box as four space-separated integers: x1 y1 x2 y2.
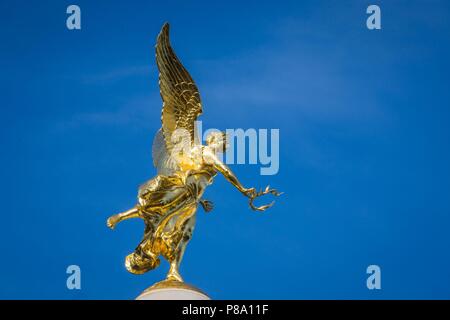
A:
206 132 228 153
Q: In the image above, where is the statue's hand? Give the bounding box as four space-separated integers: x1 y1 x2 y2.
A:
200 199 214 213
242 187 257 198
247 185 283 211
107 215 120 230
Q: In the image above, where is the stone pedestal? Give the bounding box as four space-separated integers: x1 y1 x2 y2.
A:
136 280 210 300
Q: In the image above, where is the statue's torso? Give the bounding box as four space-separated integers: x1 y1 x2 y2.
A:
138 152 216 213
184 167 216 200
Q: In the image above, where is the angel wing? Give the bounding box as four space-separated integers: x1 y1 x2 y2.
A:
156 22 203 158
152 128 179 176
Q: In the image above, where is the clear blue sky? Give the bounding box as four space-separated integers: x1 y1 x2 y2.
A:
1 0 450 299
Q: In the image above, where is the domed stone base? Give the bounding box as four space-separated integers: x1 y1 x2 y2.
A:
136 279 210 300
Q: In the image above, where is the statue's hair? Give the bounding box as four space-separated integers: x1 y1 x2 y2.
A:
206 131 228 151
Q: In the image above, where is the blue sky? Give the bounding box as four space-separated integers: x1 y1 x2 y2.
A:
1 0 450 299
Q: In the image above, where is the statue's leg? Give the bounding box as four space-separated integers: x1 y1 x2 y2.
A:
125 249 160 275
107 207 140 229
166 207 197 282
125 220 161 274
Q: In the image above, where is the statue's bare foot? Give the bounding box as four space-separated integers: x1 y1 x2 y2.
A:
167 269 183 282
107 215 120 229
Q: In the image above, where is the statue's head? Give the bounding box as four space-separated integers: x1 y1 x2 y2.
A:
206 131 228 153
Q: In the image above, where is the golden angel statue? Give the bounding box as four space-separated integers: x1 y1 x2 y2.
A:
107 23 280 283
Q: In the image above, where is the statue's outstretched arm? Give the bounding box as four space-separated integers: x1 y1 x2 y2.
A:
206 152 256 198
205 150 282 211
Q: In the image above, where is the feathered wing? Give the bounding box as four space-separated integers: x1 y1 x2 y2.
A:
141 128 178 198
152 128 179 176
155 23 203 156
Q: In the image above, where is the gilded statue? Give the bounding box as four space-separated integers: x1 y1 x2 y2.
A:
107 23 281 283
